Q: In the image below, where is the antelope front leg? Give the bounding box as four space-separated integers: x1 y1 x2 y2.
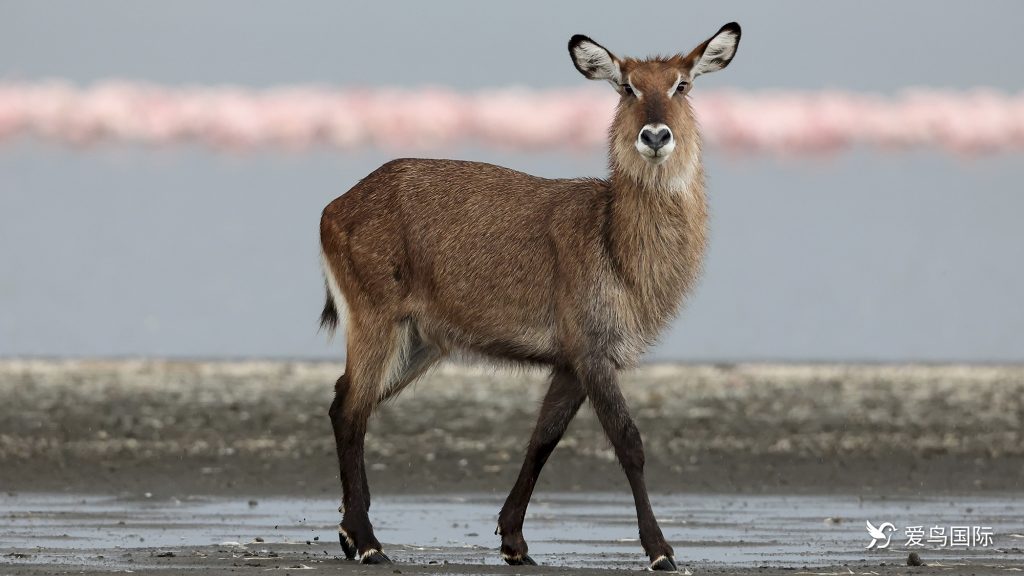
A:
578 356 677 571
496 367 586 565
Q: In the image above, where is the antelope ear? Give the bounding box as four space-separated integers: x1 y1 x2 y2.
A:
569 35 622 85
686 22 741 78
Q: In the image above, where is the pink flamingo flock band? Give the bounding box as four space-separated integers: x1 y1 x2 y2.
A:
1 82 1023 154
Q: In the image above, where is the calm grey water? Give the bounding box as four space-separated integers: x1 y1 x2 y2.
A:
3 144 1024 363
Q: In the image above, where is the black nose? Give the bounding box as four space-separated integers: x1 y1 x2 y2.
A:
640 127 672 151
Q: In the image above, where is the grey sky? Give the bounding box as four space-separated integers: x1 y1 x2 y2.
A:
2 1 1023 361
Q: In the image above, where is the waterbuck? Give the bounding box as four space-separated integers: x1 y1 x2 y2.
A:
319 23 741 570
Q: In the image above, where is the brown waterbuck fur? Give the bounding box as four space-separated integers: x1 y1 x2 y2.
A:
319 23 741 571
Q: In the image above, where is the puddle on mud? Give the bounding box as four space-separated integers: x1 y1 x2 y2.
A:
2 492 1021 569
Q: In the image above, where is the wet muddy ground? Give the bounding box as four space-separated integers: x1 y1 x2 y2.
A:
1 360 1023 574
3 492 1024 575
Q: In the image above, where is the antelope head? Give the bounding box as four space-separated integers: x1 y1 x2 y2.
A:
569 23 741 186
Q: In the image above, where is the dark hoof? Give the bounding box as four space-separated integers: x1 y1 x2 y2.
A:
649 555 678 572
503 553 537 566
338 529 356 560
360 549 391 564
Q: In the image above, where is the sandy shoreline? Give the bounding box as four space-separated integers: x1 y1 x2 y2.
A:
1 360 1022 496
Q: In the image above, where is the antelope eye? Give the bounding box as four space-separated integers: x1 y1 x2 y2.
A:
676 81 689 93
621 84 634 96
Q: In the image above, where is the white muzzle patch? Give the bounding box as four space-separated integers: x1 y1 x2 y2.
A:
635 123 675 164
